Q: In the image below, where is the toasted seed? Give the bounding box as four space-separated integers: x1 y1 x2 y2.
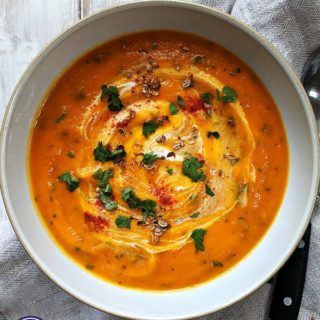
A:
182 78 192 89
118 128 125 135
192 54 205 64
191 127 198 139
146 63 153 72
182 46 190 52
150 77 161 90
154 226 163 233
175 64 181 71
151 61 159 68
125 70 132 78
158 219 168 228
173 141 185 150
137 220 149 227
229 67 241 76
156 135 166 143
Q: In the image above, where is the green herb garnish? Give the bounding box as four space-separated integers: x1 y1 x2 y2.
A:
115 215 132 229
191 229 206 252
142 116 168 138
216 86 237 103
99 187 118 211
93 168 117 211
177 95 185 107
100 85 123 111
121 188 156 221
142 120 159 137
201 92 213 104
205 184 215 197
189 194 197 201
93 141 126 163
55 111 67 124
67 151 75 158
93 168 113 187
182 156 206 182
212 261 223 267
142 152 160 166
190 212 200 219
58 172 80 192
169 102 179 115
166 168 174 175
207 131 220 139
192 55 205 64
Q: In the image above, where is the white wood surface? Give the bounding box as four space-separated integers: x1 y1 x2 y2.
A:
0 0 81 221
0 0 139 221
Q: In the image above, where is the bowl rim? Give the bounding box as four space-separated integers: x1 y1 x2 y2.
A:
0 1 319 319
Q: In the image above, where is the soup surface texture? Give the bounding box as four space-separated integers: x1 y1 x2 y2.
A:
29 31 288 290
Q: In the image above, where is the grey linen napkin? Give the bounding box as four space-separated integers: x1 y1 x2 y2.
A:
1 1 320 319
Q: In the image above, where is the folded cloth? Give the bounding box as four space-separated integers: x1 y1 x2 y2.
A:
1 0 320 319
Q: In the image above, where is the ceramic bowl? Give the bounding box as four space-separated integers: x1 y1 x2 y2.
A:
0 1 319 319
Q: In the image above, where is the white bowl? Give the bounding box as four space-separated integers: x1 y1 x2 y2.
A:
0 1 319 319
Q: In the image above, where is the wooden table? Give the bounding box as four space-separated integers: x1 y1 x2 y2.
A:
0 0 129 221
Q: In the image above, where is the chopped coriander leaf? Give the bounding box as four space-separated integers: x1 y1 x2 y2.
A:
99 187 118 211
58 172 80 192
67 151 75 158
93 168 113 188
143 120 159 137
177 95 185 107
115 215 132 229
142 116 168 138
105 200 118 211
189 194 197 201
190 212 200 218
166 168 174 175
182 156 206 182
212 261 224 267
142 152 160 166
207 131 220 139
205 184 215 197
100 193 118 211
192 55 205 64
55 111 67 124
93 141 126 163
100 85 123 112
191 229 206 252
93 168 117 211
121 188 156 221
93 142 108 162
100 183 112 195
216 86 237 103
201 92 213 104
169 102 179 115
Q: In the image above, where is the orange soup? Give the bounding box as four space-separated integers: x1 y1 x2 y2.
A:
29 31 288 290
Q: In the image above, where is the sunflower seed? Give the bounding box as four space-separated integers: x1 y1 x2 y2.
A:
158 219 168 228
173 141 185 150
156 135 166 143
182 78 192 88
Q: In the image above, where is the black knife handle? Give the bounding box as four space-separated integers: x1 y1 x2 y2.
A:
269 224 311 320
